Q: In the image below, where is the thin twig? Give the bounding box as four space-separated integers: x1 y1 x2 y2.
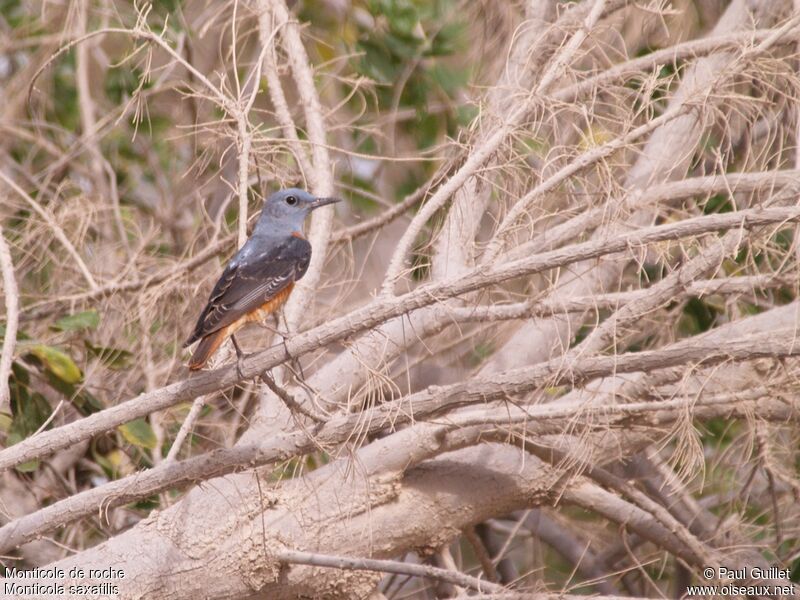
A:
554 29 797 105
0 225 19 416
258 8 314 178
28 24 235 116
260 373 325 424
445 274 797 323
0 170 98 289
463 526 498 583
164 395 207 463
275 548 505 593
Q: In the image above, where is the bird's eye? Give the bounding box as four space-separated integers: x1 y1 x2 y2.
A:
286 195 298 206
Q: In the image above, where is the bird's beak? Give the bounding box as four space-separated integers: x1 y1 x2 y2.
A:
310 196 341 209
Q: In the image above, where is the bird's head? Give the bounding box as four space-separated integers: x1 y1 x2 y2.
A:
256 188 340 235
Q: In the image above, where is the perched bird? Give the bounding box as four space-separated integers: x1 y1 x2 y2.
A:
184 188 340 370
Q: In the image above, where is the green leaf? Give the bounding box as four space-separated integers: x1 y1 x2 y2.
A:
429 21 465 56
84 341 133 370
415 111 439 149
383 32 420 60
11 361 29 385
7 387 52 470
356 40 398 83
10 390 52 437
1 0 26 29
80 390 104 412
456 104 478 127
0 323 29 342
93 451 115 476
93 448 125 478
15 459 40 473
51 310 100 332
118 419 157 450
43 370 77 398
429 63 468 95
27 344 83 384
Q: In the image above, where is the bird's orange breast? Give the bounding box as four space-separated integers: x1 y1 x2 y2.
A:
188 282 296 370
226 282 295 336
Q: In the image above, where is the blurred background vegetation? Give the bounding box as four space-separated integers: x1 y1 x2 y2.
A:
2 0 800 596
0 0 493 547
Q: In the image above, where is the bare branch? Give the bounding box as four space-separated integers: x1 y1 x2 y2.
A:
0 225 18 417
164 395 207 463
275 549 505 594
2 325 798 553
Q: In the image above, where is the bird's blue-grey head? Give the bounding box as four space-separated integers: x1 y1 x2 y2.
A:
254 188 340 236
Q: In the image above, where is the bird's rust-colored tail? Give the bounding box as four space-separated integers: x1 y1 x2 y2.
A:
188 328 228 370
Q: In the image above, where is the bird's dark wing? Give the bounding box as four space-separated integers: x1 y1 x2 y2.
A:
184 235 311 346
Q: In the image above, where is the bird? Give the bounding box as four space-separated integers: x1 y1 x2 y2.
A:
184 188 340 370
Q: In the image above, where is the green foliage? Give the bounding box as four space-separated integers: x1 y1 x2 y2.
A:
678 297 717 335
352 0 469 149
105 66 149 104
150 0 183 17
0 323 27 342
771 228 794 253
51 51 80 130
791 553 800 583
414 110 440 149
7 365 51 472
0 0 26 28
27 344 83 384
92 448 120 479
699 417 738 448
703 192 734 214
8 382 51 440
455 103 478 127
118 418 158 450
131 497 160 511
3 312 130 455
84 341 134 370
51 310 100 332
469 341 493 367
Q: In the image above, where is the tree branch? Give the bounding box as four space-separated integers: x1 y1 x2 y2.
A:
0 225 18 417
2 326 798 554
275 549 505 594
2 204 799 473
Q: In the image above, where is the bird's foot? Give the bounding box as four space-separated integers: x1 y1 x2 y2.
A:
258 321 278 333
231 334 249 379
258 321 290 340
235 356 248 380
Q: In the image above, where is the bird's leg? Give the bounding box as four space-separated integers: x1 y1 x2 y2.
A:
258 314 288 339
230 334 246 379
257 320 284 336
258 314 296 365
